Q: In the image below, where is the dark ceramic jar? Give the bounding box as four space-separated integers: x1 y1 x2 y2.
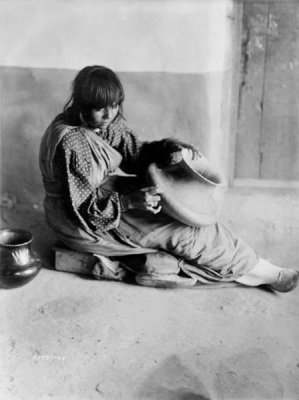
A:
0 229 42 289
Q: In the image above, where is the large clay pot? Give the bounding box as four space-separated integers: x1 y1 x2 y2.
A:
146 149 224 227
0 229 42 289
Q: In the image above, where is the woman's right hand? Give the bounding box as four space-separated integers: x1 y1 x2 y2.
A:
120 185 163 214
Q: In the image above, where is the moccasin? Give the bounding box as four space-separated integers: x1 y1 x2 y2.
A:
135 273 197 288
267 270 299 292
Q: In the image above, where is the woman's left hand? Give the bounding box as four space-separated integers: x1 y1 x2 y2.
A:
153 138 201 167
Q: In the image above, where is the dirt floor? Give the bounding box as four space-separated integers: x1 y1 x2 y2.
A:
1 187 299 400
1 267 299 400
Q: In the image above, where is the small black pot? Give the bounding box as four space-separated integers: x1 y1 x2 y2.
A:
0 229 42 289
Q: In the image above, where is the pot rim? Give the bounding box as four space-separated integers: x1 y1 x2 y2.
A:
0 229 33 247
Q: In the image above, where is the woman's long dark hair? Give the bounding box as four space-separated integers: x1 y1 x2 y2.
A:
63 65 125 124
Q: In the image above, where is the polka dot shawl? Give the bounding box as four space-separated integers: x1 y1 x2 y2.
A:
53 116 145 232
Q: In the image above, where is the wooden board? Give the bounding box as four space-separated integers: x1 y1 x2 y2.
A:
261 0 299 179
235 0 299 181
54 247 96 275
235 2 268 179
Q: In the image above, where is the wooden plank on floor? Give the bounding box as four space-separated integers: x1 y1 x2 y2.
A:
54 247 96 275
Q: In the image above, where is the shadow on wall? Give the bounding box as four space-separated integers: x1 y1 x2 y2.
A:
0 66 211 258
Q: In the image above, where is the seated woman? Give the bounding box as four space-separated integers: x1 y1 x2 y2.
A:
39 65 298 292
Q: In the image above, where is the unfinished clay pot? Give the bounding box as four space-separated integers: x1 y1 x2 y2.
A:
0 229 42 289
146 149 223 227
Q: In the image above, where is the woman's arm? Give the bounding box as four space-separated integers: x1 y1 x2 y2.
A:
55 129 164 232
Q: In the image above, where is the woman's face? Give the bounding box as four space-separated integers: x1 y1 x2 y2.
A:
89 104 119 129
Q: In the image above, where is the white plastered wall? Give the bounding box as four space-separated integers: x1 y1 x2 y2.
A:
0 0 233 73
0 0 236 180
